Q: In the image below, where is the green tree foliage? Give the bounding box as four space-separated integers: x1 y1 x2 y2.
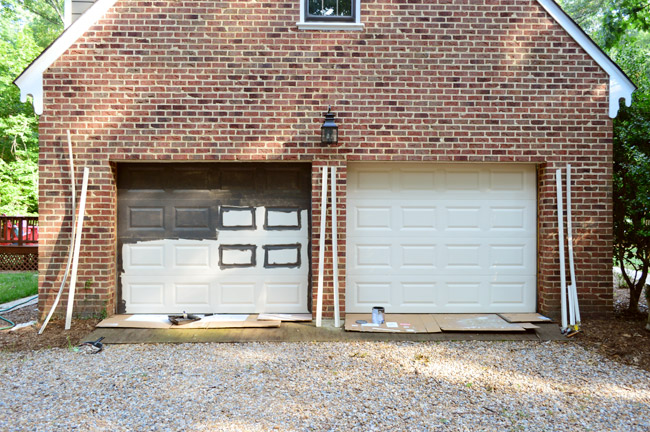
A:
560 0 650 313
0 0 62 215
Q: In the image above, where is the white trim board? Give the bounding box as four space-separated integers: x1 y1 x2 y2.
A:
535 0 634 118
13 0 119 115
15 0 634 117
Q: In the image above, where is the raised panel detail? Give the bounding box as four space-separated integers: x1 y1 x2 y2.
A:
128 246 164 267
446 283 480 305
446 171 479 190
267 169 300 191
402 283 436 304
220 206 255 229
130 207 164 229
490 207 525 229
219 168 256 191
130 283 164 305
491 283 525 304
490 246 524 267
357 245 391 267
356 282 391 304
264 244 301 268
357 171 391 190
220 283 255 305
402 207 436 229
174 169 209 190
401 245 436 267
175 208 210 229
121 167 166 190
220 245 256 268
265 283 301 304
356 207 390 229
401 171 435 190
447 207 480 229
446 245 480 267
266 208 300 229
174 246 210 267
490 171 524 191
175 284 209 305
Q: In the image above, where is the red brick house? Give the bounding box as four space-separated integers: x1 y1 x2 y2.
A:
15 0 635 319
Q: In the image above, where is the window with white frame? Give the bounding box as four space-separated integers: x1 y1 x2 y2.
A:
298 0 364 30
306 0 354 22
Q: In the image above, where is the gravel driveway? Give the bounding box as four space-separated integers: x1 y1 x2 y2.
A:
1 341 649 431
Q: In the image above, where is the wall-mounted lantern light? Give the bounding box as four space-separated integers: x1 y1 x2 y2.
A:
321 106 338 146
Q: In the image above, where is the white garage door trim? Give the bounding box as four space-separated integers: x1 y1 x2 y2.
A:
346 163 537 313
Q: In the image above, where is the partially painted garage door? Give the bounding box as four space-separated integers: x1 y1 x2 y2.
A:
346 163 536 313
117 163 311 314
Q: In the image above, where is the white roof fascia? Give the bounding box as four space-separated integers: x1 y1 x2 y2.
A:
14 0 118 115
536 0 635 118
16 0 635 118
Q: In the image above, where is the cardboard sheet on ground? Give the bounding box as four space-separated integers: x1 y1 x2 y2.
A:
434 314 526 332
518 322 540 330
344 314 441 333
169 314 280 329
96 314 281 329
257 313 312 322
498 313 553 323
96 315 172 329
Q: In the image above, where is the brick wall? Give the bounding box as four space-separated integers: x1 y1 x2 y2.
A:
38 0 613 319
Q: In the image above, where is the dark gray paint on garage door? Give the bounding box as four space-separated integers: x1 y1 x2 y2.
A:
117 162 312 313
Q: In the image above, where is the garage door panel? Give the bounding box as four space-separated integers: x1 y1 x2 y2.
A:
444 170 481 191
443 281 483 307
174 244 212 268
353 244 392 268
124 243 165 269
401 244 437 269
444 206 482 230
219 281 256 308
400 170 437 190
174 207 211 230
349 200 533 238
444 244 482 270
400 282 437 307
488 275 536 311
353 206 392 231
355 169 393 191
174 283 210 307
347 163 536 313
351 279 393 306
401 206 437 230
118 163 310 314
126 280 165 308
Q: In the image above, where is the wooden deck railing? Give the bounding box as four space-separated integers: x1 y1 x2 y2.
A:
0 216 38 271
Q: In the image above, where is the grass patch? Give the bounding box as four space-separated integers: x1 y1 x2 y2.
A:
0 272 38 304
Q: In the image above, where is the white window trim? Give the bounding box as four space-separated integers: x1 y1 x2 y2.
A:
297 0 364 31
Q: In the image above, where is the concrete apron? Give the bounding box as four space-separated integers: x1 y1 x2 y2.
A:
85 321 567 344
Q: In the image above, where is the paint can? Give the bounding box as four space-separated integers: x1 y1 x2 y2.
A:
372 306 385 325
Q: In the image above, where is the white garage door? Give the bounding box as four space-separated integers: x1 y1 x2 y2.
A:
346 163 537 313
121 207 309 314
